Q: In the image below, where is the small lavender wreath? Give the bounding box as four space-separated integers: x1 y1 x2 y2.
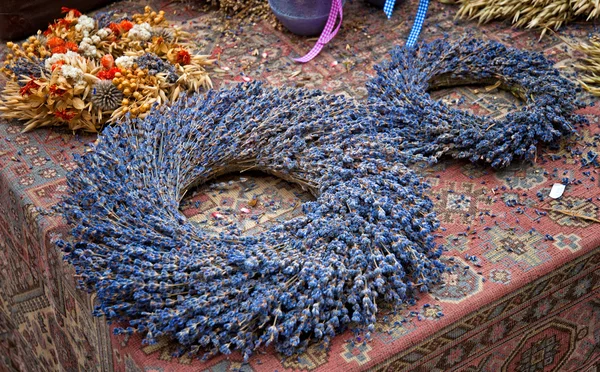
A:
367 38 586 168
57 82 445 360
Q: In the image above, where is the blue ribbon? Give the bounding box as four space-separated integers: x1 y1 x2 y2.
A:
383 0 430 47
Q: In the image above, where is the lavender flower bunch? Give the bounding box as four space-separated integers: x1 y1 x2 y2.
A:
136 53 179 83
4 56 44 85
367 38 587 168
56 82 445 361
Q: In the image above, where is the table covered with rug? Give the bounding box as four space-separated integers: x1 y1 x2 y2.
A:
0 0 599 371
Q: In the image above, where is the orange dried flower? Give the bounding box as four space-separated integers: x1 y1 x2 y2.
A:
65 41 78 52
51 46 68 54
119 20 134 32
108 23 121 36
101 55 115 69
176 49 191 65
47 37 65 49
54 109 76 121
97 67 121 80
19 79 40 96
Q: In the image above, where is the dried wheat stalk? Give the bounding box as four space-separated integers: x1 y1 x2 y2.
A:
451 0 600 37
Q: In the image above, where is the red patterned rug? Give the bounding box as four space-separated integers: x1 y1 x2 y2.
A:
0 0 599 371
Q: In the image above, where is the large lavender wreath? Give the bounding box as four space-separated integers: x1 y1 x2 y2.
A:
56 38 586 362
57 83 445 360
367 38 586 168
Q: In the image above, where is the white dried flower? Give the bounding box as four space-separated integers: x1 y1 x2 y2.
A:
60 65 84 82
75 15 95 34
115 56 136 69
128 23 152 41
96 28 112 39
44 51 81 71
78 37 97 57
91 35 101 44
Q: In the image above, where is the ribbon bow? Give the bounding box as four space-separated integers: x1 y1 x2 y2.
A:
295 0 430 63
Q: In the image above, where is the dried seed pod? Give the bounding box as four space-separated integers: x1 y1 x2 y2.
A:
91 80 124 111
152 27 174 42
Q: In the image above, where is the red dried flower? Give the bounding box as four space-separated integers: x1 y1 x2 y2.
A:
58 18 73 28
61 7 82 17
46 37 65 49
19 79 40 96
46 18 71 33
176 49 191 65
49 85 67 96
119 20 134 32
65 41 78 52
46 21 58 33
96 67 121 80
54 109 76 121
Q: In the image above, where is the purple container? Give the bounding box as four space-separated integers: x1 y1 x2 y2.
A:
269 0 338 36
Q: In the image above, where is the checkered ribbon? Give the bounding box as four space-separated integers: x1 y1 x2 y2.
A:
294 0 343 63
384 0 430 47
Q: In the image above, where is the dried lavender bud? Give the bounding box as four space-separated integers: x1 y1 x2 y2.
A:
91 80 123 111
367 38 586 168
135 53 178 83
93 11 118 29
5 57 44 84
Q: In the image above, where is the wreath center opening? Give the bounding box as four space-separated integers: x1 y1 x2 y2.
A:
179 170 315 235
427 75 526 115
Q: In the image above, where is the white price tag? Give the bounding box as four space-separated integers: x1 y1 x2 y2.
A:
549 183 566 199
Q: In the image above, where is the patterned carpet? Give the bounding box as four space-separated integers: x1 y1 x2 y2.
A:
0 0 599 371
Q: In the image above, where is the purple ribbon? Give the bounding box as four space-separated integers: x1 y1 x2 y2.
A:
294 0 343 63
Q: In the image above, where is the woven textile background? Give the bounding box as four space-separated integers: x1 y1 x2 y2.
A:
0 0 599 371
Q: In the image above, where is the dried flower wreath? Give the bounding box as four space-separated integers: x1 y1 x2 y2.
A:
367 38 586 168
0 7 216 132
56 82 445 360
